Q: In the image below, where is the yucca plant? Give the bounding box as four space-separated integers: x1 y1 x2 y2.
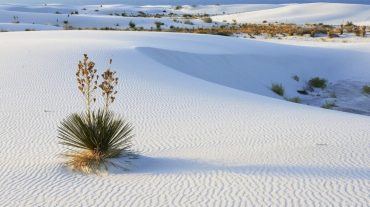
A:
58 110 134 173
58 54 135 174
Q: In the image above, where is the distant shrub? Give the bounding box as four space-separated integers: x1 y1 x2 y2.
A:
175 5 183 10
355 26 367 37
322 101 336 109
129 21 136 29
24 28 35 31
292 75 300 82
327 30 338 38
308 77 327 89
271 83 285 96
12 16 20 24
213 31 232 36
202 17 212 23
137 11 146 17
154 21 164 30
345 21 354 26
330 91 337 98
287 97 301 103
362 85 370 94
183 20 193 25
183 14 193 19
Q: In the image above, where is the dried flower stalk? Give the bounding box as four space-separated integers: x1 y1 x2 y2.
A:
76 54 98 116
99 59 118 112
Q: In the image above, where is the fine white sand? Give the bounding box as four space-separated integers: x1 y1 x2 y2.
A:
0 31 369 206
213 3 370 25
0 2 370 32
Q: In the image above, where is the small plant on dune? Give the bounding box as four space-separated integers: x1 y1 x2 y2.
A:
183 20 193 25
327 30 338 38
330 91 337 98
12 16 20 24
308 77 327 89
271 83 285 96
58 54 135 174
322 101 336 109
154 21 164 31
287 97 301 103
292 75 300 82
202 17 212 23
362 84 370 95
129 21 136 29
357 26 367 37
339 24 344 35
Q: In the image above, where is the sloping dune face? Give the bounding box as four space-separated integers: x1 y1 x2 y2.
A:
213 3 370 25
0 31 369 206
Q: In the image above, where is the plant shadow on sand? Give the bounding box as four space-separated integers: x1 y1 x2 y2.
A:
109 156 369 180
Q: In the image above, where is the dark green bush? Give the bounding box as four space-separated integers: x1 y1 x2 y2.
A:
308 77 327 89
292 75 300 82
362 85 370 94
271 83 285 96
129 21 136 29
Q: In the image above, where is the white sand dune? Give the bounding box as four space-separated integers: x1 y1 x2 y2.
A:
0 22 61 31
213 3 370 25
1 3 370 32
0 31 369 206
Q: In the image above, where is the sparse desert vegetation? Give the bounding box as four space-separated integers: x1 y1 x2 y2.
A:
308 77 327 89
322 101 337 109
292 75 300 82
202 17 213 23
271 83 285 96
58 54 135 174
362 84 370 94
287 97 301 103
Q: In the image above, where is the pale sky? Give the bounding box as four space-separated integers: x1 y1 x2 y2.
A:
0 0 368 5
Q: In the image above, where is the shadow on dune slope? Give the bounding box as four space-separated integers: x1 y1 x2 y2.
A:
136 46 370 96
115 156 369 180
